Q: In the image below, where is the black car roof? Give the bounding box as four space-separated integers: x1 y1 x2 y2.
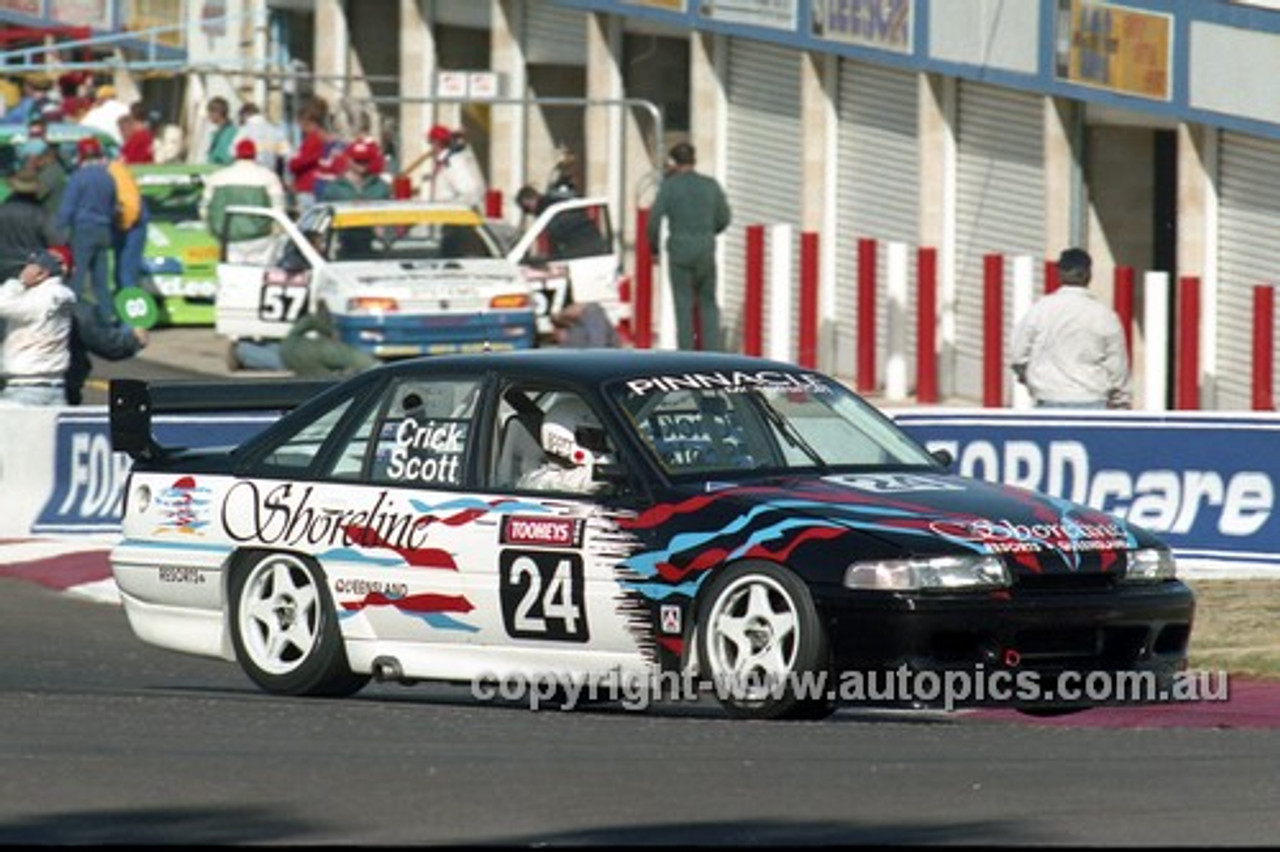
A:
371 349 812 385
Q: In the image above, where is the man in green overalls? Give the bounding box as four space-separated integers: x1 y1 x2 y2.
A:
645 142 732 351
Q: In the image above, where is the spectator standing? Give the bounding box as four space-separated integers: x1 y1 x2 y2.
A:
645 142 732 351
0 74 55 126
235 101 287 174
106 151 149 295
200 139 287 264
80 84 130 144
206 96 237 165
422 124 484 209
1010 248 1133 409
347 113 387 177
0 169 57 280
288 100 329 213
55 136 117 326
324 141 390 259
0 250 76 406
323 140 389 203
23 138 68 221
57 71 92 123
119 102 155 164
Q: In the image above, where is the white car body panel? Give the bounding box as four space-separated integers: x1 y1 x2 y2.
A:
114 469 654 684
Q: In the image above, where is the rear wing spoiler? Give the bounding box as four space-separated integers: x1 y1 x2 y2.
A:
109 378 337 462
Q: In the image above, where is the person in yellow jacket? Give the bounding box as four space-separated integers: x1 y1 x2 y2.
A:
106 150 149 294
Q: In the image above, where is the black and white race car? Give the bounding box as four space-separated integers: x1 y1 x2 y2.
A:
108 350 1195 719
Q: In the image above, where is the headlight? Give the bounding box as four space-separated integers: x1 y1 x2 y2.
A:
844 554 1010 591
1124 548 1177 582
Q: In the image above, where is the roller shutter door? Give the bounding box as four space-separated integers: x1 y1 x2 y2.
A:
834 60 919 381
724 39 802 357
954 82 1045 401
433 0 490 30
1217 131 1280 410
523 2 587 66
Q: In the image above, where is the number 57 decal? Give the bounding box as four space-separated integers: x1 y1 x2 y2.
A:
259 280 310 323
500 550 588 642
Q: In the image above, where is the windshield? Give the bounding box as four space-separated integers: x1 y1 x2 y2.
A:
609 370 937 478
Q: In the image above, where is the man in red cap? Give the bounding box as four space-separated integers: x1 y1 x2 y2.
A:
422 123 484 209
55 136 117 325
200 137 287 264
323 140 391 260
324 140 390 203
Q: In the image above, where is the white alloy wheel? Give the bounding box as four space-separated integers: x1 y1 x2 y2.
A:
697 561 834 720
238 554 323 675
229 551 368 697
705 573 801 701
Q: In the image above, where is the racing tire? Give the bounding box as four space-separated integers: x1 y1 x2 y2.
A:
697 561 836 721
229 551 369 697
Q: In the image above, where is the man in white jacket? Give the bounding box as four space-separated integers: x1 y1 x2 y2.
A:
200 138 288 264
1010 248 1133 409
0 250 77 406
421 124 485 210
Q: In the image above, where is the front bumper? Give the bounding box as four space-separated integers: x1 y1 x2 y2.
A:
335 310 536 357
814 580 1196 708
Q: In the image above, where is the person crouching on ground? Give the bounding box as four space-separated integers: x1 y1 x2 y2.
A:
0 250 76 406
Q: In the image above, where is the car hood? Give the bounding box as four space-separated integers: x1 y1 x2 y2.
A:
625 471 1158 584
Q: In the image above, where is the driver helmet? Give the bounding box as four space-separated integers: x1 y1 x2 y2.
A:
540 395 605 468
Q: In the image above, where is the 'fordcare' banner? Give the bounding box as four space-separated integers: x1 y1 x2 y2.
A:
33 412 279 535
891 409 1280 576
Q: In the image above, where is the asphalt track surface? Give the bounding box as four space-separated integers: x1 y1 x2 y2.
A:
3 543 1280 845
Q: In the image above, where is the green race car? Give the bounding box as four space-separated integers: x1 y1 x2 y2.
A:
132 163 221 326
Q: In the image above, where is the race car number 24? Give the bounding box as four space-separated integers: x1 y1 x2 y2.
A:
500 550 588 642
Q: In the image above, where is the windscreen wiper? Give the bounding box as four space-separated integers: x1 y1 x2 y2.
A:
750 394 828 473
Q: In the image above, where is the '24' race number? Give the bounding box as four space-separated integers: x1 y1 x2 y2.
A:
499 550 588 642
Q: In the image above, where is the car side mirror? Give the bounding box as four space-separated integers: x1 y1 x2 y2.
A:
931 448 954 469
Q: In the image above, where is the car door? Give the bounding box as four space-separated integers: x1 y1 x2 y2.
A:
214 206 325 342
483 380 651 671
279 373 493 649
508 197 621 320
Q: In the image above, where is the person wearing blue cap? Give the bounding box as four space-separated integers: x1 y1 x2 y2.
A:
1010 248 1133 409
0 250 76 406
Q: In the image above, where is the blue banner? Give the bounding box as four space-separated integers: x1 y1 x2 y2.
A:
892 409 1280 572
33 412 278 535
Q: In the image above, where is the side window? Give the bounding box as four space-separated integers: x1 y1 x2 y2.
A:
491 385 616 496
258 398 354 471
328 400 382 480
368 378 482 488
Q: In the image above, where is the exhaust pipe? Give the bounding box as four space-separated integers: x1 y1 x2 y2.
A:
371 656 405 682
